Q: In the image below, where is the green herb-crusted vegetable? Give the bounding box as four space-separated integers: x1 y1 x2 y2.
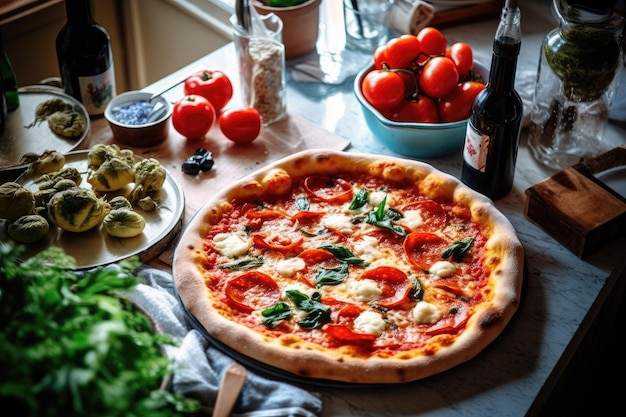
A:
47 108 86 139
36 166 83 189
0 182 35 219
109 195 133 210
87 155 136 192
24 149 66 177
26 98 73 127
47 188 109 232
33 188 57 207
103 208 146 238
87 143 124 170
53 178 78 191
128 158 167 204
7 214 49 243
137 196 160 212
0 243 202 416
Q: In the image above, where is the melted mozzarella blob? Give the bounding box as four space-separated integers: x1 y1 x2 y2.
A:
213 233 252 258
412 301 442 324
429 261 456 278
349 278 382 302
354 310 387 336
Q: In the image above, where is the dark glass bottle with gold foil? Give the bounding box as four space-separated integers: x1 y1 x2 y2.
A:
56 0 116 116
461 0 523 200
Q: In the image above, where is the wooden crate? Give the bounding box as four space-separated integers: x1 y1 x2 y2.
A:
524 145 626 258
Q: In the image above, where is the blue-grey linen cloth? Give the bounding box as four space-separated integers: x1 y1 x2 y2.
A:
124 266 323 417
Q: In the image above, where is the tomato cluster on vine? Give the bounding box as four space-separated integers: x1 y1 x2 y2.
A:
361 28 486 124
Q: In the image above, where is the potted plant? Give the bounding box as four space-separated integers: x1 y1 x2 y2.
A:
253 0 322 59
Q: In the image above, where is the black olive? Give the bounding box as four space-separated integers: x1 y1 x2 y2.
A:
182 159 200 175
199 154 214 171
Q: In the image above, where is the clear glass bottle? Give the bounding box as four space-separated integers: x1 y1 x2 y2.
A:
231 12 287 126
0 28 19 112
56 0 116 117
527 0 624 170
461 0 523 200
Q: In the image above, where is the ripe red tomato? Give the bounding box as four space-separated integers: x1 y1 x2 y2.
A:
397 70 418 98
419 56 459 98
362 69 405 111
438 81 485 122
172 95 216 139
219 107 262 143
388 96 439 123
385 34 421 69
183 69 233 112
373 45 388 70
446 42 474 79
416 27 447 57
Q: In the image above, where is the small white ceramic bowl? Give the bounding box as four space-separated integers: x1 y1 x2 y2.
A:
354 61 489 159
104 91 172 147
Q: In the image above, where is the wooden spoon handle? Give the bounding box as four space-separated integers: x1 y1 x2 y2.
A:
212 363 248 417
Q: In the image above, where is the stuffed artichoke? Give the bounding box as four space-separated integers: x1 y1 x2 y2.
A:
102 208 146 238
8 214 50 243
0 182 36 220
47 188 109 233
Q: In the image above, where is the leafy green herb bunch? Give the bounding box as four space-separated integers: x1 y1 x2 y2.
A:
0 243 203 417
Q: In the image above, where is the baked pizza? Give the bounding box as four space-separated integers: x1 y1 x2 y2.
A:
173 150 524 384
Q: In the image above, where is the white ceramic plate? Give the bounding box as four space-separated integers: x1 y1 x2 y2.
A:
0 150 185 269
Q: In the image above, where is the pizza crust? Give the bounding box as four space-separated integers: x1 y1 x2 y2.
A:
174 149 524 384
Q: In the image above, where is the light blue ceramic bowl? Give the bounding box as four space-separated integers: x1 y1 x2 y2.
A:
354 61 489 159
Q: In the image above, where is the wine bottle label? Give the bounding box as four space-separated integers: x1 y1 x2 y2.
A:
78 66 116 116
463 125 490 173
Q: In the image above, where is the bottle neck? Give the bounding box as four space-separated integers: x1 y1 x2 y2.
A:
64 0 95 26
488 2 521 92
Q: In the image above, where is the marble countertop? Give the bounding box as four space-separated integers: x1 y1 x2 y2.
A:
135 0 626 415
